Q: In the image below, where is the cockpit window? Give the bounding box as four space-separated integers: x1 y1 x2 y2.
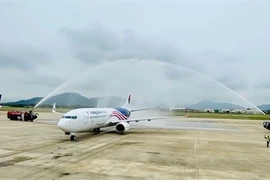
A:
126 110 131 117
62 116 77 119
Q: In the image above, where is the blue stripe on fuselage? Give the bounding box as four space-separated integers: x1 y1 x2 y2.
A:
114 107 131 118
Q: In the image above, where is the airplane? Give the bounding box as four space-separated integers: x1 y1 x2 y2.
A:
53 94 182 141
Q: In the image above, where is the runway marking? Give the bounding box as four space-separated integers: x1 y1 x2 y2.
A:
192 139 197 157
192 139 199 180
19 134 125 179
195 119 200 180
25 128 150 179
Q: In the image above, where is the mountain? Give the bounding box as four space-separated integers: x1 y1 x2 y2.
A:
188 100 245 109
3 92 126 108
257 104 270 111
43 92 95 106
12 97 43 106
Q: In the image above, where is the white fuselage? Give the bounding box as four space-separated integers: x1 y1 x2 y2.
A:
57 108 124 133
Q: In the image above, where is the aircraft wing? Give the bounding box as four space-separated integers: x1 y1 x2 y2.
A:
110 117 169 124
53 111 64 115
131 108 190 118
130 108 155 112
109 110 189 124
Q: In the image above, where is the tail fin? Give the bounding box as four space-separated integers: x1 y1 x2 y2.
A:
122 93 131 109
0 94 2 103
121 93 153 112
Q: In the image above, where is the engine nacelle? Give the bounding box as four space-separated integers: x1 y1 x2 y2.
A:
263 121 270 130
116 122 130 133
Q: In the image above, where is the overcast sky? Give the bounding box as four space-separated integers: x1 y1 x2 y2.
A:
0 0 270 107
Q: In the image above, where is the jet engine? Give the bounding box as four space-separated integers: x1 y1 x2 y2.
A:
263 121 270 130
116 122 130 133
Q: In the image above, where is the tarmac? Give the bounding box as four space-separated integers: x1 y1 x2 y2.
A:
0 111 270 180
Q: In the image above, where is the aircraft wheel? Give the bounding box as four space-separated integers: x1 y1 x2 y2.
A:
70 135 76 141
93 128 100 132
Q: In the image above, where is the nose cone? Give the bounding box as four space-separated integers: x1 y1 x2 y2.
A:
57 119 69 131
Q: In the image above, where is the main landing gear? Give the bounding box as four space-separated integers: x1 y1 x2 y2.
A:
70 135 76 141
93 128 100 132
64 132 76 141
69 133 76 141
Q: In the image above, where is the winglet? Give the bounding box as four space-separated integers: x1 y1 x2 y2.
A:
52 103 56 113
51 102 64 115
185 110 189 117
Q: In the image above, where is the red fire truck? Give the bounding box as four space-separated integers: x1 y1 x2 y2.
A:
7 110 38 121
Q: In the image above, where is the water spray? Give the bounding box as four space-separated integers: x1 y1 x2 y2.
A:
173 63 266 115
32 60 137 110
33 58 266 116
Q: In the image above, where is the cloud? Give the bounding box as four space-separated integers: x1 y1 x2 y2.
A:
0 43 50 70
200 50 246 63
254 80 270 90
58 24 257 90
58 24 203 72
59 24 266 98
59 25 119 51
216 76 249 91
16 76 64 88
56 24 263 107
162 64 194 81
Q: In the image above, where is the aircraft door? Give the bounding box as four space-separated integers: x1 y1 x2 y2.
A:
83 112 89 124
83 116 87 124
